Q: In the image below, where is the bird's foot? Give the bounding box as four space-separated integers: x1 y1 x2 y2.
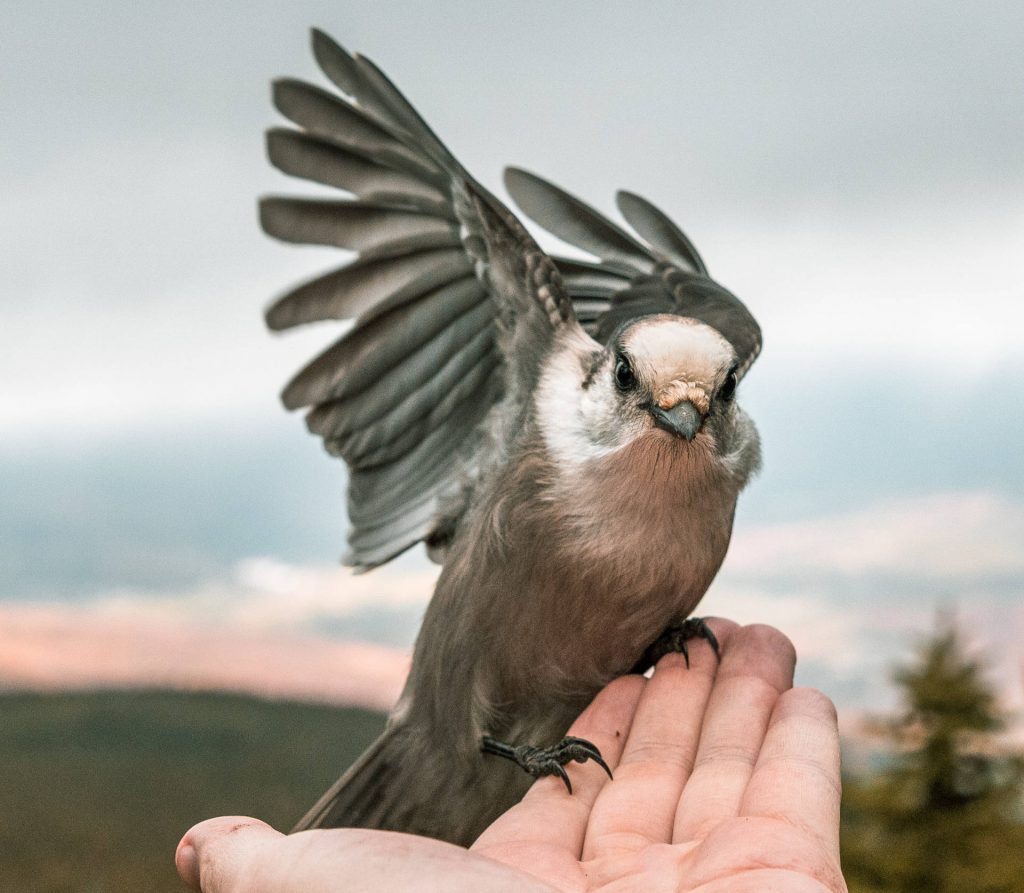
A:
633 616 721 673
480 734 612 794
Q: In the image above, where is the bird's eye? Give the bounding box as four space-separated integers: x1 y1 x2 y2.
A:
719 368 739 402
614 356 635 391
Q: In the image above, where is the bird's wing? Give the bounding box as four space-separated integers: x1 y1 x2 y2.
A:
262 31 581 571
504 168 761 380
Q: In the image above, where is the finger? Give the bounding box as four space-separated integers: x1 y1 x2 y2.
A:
740 687 842 863
583 618 739 860
177 817 284 892
673 624 796 844
473 674 645 883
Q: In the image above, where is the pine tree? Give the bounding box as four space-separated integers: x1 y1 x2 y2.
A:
842 616 1024 893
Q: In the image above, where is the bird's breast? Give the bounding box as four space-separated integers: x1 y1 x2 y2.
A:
402 433 742 746
485 433 740 704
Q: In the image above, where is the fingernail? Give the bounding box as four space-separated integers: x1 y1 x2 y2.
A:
177 843 200 890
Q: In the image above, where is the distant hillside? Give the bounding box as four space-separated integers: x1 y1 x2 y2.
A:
0 690 385 892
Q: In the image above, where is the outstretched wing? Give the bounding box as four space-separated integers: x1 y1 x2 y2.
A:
504 169 761 380
262 31 579 571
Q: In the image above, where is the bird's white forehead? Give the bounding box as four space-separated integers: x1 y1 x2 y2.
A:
623 316 734 386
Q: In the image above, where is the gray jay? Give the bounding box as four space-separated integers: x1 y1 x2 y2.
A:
260 30 763 847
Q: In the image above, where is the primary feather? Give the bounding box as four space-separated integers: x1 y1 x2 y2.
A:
262 34 764 570
503 167 762 379
262 29 581 570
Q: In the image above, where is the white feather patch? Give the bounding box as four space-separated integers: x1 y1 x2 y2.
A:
536 334 625 465
625 316 734 396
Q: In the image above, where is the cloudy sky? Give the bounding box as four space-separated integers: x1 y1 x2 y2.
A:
2 2 1022 724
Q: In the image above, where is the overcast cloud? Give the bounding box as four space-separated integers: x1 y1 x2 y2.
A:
2 2 1021 718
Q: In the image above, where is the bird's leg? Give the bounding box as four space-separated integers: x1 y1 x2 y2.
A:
480 734 612 794
632 616 720 673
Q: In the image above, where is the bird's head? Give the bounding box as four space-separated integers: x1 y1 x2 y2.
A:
605 315 738 443
540 314 747 465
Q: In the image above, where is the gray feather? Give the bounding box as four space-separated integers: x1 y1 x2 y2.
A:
503 167 654 271
260 197 457 252
556 257 633 295
285 292 490 411
272 78 442 183
278 277 483 410
345 496 442 557
266 246 473 332
264 31 582 575
266 128 449 212
347 357 500 468
615 190 708 274
289 714 506 843
349 54 457 175
305 320 494 443
571 298 612 322
345 396 489 522
312 344 496 462
509 171 762 378
309 29 405 135
310 29 456 176
264 233 464 333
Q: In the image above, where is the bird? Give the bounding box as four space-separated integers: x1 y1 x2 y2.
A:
259 29 763 847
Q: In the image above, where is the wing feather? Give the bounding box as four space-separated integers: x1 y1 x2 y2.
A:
262 31 585 570
272 78 443 183
304 311 494 442
346 355 501 469
343 498 441 567
266 246 473 332
503 168 655 272
342 396 491 524
556 257 634 295
279 278 484 410
260 197 456 252
267 128 450 211
615 190 708 274
506 169 761 378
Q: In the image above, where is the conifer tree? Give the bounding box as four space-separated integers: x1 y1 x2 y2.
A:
842 616 1024 893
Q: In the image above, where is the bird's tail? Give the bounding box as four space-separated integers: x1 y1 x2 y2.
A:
292 724 413 833
291 722 522 846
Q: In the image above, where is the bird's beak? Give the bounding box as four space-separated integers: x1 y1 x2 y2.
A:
651 401 704 441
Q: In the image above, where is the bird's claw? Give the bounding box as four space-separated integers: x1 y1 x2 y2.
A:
634 616 720 672
481 734 612 794
556 735 614 781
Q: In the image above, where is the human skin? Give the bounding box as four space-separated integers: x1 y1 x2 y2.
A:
176 620 847 892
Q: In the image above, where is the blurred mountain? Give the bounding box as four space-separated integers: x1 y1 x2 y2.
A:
0 690 384 893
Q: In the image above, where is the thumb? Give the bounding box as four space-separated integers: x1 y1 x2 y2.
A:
176 816 283 892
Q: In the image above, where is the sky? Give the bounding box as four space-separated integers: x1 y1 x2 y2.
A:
2 2 1022 729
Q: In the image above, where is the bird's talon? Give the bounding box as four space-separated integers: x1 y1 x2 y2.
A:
701 622 721 660
634 616 721 673
589 750 614 779
481 733 611 792
552 763 572 793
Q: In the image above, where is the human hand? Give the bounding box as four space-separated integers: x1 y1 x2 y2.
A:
475 620 846 892
176 621 846 892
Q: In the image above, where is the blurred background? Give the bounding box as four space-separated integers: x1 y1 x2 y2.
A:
2 2 1022 890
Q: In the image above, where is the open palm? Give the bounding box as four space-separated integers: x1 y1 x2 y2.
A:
177 621 846 893
474 621 846 892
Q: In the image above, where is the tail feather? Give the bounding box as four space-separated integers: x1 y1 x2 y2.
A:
291 723 527 846
292 726 404 832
